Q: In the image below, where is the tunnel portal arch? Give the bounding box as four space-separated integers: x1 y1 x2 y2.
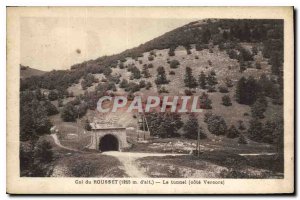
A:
99 134 119 152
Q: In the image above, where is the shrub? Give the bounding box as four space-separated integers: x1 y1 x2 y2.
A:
208 60 212 66
219 86 229 93
184 89 193 96
119 79 129 88
147 63 154 68
169 71 175 75
237 120 246 130
204 112 213 123
170 60 180 69
168 48 175 56
48 90 58 101
58 98 63 107
145 82 152 90
206 115 227 135
199 92 212 109
225 77 234 87
148 55 154 61
238 134 248 144
84 119 92 131
148 50 155 57
119 62 125 69
158 86 169 94
256 62 261 69
155 66 169 85
43 101 59 116
222 95 232 106
125 82 140 93
227 125 240 138
61 103 77 122
139 80 146 88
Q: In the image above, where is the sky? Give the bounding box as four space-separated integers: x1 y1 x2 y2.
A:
21 17 195 71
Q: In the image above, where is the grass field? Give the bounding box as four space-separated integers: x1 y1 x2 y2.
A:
136 152 283 178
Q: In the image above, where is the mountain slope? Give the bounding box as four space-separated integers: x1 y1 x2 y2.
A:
20 65 46 79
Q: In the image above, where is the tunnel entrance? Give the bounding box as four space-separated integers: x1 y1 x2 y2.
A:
99 134 119 152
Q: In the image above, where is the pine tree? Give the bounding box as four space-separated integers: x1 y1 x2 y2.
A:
245 76 259 105
184 67 198 88
198 71 207 89
183 114 206 140
251 100 266 119
130 66 141 79
248 119 263 142
199 92 212 109
235 77 247 104
142 65 151 78
155 66 169 85
61 103 77 122
206 70 218 87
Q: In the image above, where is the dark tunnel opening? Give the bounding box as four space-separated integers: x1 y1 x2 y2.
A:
99 134 119 152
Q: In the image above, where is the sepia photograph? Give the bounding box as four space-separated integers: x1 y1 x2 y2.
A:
6 6 294 194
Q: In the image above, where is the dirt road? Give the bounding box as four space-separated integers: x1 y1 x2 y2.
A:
50 134 78 151
102 151 187 177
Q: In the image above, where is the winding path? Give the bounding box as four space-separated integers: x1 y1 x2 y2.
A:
103 151 187 177
50 134 78 151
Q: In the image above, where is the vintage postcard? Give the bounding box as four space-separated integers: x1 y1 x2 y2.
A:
7 6 294 194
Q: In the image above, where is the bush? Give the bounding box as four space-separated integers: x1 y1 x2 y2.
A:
222 95 232 106
169 71 175 75
155 66 169 85
139 80 146 88
119 62 125 69
227 125 240 138
208 60 212 66
148 55 154 61
199 92 212 109
43 101 59 116
119 79 129 88
219 86 229 93
145 82 152 90
147 63 154 68
168 48 175 56
238 134 248 144
48 90 58 101
206 115 227 136
125 82 140 93
225 77 234 87
207 86 216 93
84 119 92 131
256 62 261 69
204 112 213 123
237 120 246 130
184 89 193 96
158 86 169 94
170 60 180 68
